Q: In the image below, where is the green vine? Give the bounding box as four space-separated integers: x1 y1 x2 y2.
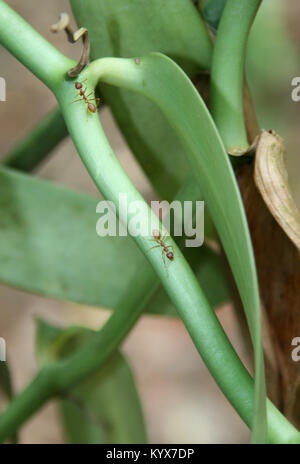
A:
210 0 262 152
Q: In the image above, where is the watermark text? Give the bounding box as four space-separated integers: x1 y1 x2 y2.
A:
0 77 6 102
291 337 300 362
96 194 204 247
0 337 6 362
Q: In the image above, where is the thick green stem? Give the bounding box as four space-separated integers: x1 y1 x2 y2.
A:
3 107 67 171
0 0 73 89
210 0 261 152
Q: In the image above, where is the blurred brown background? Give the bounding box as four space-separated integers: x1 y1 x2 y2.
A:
0 0 299 443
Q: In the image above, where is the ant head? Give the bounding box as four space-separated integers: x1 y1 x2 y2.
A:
75 82 82 89
152 229 160 239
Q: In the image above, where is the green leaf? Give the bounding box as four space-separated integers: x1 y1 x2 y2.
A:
89 52 266 441
36 320 147 444
70 0 212 200
210 0 261 152
71 0 211 72
60 351 147 444
0 166 229 314
0 166 144 310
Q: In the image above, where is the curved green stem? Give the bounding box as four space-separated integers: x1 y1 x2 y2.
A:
210 0 261 152
0 0 73 89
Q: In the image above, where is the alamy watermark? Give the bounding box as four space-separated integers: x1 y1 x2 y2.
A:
291 337 300 362
0 337 6 362
291 77 300 101
0 77 6 102
96 194 204 247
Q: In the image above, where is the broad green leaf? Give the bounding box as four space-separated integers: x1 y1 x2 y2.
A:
60 352 147 444
71 0 212 200
92 52 266 440
0 166 144 310
36 320 147 444
0 166 229 313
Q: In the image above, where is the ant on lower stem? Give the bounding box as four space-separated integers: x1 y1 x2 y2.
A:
147 229 174 273
71 79 100 114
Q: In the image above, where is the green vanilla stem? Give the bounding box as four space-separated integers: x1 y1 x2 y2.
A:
210 0 262 152
0 0 73 90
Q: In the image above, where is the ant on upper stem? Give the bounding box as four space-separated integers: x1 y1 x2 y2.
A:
71 79 100 114
147 229 174 273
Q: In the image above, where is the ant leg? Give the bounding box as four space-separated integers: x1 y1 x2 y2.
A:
94 97 101 106
161 249 169 277
85 91 95 98
82 80 88 93
148 245 161 251
71 98 83 104
87 98 100 105
163 231 173 242
145 238 158 244
160 232 170 247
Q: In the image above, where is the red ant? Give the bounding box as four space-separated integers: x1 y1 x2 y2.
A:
148 229 174 270
72 80 100 113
